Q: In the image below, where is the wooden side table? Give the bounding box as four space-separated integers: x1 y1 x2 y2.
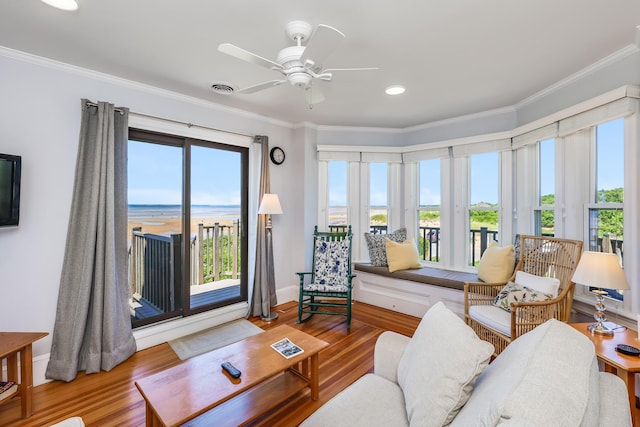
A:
0 332 48 419
571 323 638 426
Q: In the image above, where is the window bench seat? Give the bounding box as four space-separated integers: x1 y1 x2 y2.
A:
352 263 479 318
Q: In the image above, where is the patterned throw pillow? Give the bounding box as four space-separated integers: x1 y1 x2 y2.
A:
364 228 407 267
308 239 351 292
492 281 554 312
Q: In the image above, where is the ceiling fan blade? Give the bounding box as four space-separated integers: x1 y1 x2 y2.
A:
300 24 345 70
218 43 283 71
322 67 379 72
236 80 287 94
304 86 326 105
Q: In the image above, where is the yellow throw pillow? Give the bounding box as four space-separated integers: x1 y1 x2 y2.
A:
477 242 515 283
386 237 423 272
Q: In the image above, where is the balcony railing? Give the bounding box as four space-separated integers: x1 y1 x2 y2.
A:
129 221 241 317
329 225 499 263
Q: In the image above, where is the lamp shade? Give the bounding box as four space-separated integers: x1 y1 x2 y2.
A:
258 193 283 215
571 251 629 290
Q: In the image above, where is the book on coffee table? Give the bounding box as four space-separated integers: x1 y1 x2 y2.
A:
270 337 304 359
0 381 17 401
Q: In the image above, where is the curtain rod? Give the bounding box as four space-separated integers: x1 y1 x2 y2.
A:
130 110 255 139
85 100 126 115
85 101 257 139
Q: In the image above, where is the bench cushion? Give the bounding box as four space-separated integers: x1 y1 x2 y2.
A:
354 263 478 291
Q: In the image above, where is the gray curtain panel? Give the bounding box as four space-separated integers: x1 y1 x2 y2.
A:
250 135 277 317
46 99 137 382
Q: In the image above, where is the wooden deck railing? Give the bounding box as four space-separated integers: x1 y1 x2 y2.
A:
129 227 182 313
329 224 499 263
129 221 241 314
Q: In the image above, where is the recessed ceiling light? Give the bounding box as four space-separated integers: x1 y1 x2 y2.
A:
40 0 79 11
385 85 406 95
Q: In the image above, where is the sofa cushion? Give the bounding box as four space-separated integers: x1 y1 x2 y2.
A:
397 302 494 426
452 319 598 427
492 281 554 312
386 237 423 272
364 228 407 267
300 374 409 427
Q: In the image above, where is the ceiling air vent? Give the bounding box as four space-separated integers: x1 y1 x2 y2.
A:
211 82 237 95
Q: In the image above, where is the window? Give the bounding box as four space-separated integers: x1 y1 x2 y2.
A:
328 161 348 231
369 162 388 234
469 152 499 266
128 129 248 328
534 139 555 236
418 159 441 262
587 118 624 301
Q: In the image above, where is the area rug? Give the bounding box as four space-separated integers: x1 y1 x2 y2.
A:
168 319 264 360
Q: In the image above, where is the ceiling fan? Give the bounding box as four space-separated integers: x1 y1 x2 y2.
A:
217 20 378 105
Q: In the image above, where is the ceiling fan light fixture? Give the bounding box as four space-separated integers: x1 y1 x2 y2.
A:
40 0 79 11
385 85 406 95
288 72 312 88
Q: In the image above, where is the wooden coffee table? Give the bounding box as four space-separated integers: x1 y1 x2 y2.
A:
135 324 329 427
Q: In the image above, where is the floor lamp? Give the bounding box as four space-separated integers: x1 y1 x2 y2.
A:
258 193 282 321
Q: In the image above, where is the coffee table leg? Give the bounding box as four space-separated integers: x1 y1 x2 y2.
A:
310 353 320 401
146 403 160 427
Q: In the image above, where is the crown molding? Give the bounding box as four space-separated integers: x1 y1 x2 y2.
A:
516 44 640 109
0 46 294 130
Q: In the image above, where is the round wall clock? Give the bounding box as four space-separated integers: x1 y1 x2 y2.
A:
270 146 285 165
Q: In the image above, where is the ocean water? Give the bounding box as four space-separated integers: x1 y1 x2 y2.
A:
128 204 241 219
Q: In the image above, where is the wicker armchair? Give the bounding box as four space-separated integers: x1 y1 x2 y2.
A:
464 235 583 356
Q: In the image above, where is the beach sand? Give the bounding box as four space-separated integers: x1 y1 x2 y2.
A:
128 215 239 238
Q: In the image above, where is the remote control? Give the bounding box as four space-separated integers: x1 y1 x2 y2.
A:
615 344 640 356
221 361 241 378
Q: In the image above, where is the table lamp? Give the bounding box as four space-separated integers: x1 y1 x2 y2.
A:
571 251 629 336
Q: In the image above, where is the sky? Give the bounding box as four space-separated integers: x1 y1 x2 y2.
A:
128 140 242 205
129 117 623 207
328 118 624 208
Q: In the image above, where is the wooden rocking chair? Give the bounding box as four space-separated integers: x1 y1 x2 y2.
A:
296 226 355 329
464 235 583 356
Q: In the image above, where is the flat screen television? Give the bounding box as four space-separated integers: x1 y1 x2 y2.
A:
0 153 21 227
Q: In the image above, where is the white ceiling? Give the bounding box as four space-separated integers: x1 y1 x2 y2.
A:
1 1 639 128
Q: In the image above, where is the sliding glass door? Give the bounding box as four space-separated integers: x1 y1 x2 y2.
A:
128 129 248 328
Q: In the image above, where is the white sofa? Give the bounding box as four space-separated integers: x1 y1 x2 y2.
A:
301 302 631 427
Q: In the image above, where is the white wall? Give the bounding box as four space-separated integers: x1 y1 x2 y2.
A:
0 49 297 362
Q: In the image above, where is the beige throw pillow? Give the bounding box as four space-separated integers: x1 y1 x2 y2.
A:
386 237 422 272
397 302 494 426
477 242 515 283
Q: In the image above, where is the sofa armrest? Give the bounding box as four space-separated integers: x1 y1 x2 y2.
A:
598 372 632 427
374 331 410 384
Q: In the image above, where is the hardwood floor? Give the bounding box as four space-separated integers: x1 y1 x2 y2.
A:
0 301 421 427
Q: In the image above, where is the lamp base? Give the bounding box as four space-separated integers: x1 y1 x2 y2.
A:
261 312 279 322
588 322 614 336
